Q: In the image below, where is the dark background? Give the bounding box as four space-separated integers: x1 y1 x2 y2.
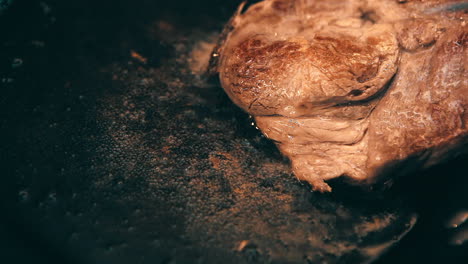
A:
1 0 467 263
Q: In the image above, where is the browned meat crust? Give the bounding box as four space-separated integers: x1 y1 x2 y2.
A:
214 0 468 192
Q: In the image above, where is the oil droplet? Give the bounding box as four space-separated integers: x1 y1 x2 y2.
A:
446 209 468 229
12 58 23 68
47 192 57 203
31 40 45 47
18 189 29 202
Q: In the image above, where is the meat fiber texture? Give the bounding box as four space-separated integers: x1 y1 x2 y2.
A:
213 0 468 192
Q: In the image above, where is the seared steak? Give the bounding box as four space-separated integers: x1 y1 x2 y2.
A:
212 0 468 192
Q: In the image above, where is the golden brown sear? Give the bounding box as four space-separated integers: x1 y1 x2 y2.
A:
213 0 468 192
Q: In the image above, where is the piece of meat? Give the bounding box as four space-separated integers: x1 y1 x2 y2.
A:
212 0 468 192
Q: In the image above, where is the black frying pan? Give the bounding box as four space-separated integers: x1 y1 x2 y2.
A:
1 0 467 263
